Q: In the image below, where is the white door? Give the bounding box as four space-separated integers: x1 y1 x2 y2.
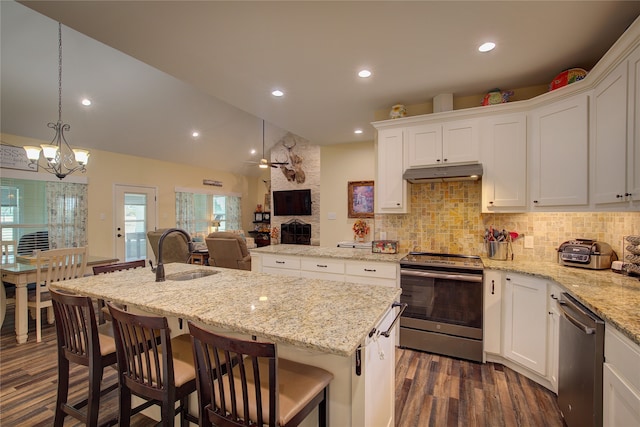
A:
114 185 157 262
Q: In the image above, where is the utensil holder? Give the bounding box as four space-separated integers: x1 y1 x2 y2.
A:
485 241 510 260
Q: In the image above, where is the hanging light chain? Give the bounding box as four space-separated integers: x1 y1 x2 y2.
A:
57 22 63 123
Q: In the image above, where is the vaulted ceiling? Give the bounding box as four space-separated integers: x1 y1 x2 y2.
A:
2 1 640 177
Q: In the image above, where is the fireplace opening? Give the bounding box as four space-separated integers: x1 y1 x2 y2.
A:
280 219 311 245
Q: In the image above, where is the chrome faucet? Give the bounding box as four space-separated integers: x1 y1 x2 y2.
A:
153 228 194 282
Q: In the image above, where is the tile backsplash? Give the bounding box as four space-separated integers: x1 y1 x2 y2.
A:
375 181 639 262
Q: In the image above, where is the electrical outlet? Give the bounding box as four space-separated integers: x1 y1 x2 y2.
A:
524 236 534 249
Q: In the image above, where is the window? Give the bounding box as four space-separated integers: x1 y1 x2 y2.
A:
175 190 241 238
0 179 47 244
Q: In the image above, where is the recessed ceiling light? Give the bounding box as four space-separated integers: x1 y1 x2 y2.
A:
192 131 200 138
354 129 363 134
81 98 91 106
271 89 284 97
358 69 372 78
478 42 496 53
250 149 256 155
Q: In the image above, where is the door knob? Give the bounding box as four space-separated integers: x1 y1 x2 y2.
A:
117 234 123 238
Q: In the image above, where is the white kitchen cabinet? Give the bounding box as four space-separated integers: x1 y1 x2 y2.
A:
406 119 479 168
483 270 503 355
376 128 409 213
530 94 589 207
300 257 345 283
629 44 640 204
261 254 301 277
503 273 548 376
603 325 640 427
344 260 398 288
547 284 562 393
481 113 527 212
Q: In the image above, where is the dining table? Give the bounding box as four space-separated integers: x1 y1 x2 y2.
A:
1 255 119 343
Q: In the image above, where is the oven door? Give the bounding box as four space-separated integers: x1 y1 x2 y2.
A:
400 269 483 340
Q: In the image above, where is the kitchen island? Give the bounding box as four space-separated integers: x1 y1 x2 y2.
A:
50 262 401 427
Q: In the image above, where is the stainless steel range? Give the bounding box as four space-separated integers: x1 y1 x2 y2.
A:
399 252 484 362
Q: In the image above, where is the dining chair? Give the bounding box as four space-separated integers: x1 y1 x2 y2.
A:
1 240 17 329
92 259 146 324
50 289 119 427
188 321 334 427
107 303 198 427
27 246 88 342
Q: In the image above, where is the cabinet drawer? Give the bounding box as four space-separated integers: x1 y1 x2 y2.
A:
262 255 300 270
300 258 344 274
605 325 640 392
345 262 397 280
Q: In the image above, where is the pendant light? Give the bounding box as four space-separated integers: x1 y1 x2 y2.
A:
24 23 90 180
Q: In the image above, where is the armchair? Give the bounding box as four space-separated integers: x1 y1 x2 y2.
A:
205 232 251 271
147 229 191 264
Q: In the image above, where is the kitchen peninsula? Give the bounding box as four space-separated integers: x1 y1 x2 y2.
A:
50 262 401 427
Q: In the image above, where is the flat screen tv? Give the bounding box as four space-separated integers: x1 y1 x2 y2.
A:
273 189 312 216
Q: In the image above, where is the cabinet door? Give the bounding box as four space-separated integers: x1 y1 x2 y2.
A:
483 270 503 355
603 363 640 427
547 284 562 392
530 94 588 206
593 60 629 204
406 123 442 167
628 44 640 202
482 113 527 211
376 128 409 213
503 274 548 375
442 119 480 164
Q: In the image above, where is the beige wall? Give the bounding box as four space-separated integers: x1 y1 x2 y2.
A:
1 133 257 258
320 141 376 246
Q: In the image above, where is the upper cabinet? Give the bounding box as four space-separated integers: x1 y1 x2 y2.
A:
530 94 589 207
406 119 479 168
481 113 527 212
592 44 640 207
376 128 409 214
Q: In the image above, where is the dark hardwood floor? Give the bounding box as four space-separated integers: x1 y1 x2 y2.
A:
0 304 565 426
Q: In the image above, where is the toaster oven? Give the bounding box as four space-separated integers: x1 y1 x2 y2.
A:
558 239 617 270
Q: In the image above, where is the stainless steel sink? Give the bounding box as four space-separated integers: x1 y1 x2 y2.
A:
164 269 219 281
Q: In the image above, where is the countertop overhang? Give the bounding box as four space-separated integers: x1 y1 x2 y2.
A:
50 263 401 357
483 258 640 346
250 244 406 262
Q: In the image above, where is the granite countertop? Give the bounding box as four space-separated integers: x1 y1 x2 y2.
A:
50 263 401 357
250 244 406 262
483 258 640 346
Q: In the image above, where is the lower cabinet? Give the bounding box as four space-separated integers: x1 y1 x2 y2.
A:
483 270 503 355
503 273 548 376
547 284 562 393
603 325 640 427
254 253 399 288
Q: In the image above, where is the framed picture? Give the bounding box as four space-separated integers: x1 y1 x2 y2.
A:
254 212 263 222
0 144 38 172
348 180 374 218
263 212 270 222
264 193 271 211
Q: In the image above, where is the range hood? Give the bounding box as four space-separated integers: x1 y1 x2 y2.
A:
402 163 483 183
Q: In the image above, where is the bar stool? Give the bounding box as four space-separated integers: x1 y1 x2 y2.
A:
107 303 197 427
188 321 334 427
50 289 118 427
92 259 146 323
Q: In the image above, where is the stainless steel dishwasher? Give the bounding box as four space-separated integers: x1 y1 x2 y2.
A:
558 292 604 427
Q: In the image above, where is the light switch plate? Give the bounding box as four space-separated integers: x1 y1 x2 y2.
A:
524 236 534 249
328 212 337 220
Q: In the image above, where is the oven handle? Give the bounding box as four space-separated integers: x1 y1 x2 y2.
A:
369 302 407 338
400 269 483 283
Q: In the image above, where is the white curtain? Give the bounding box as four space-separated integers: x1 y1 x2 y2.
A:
46 181 88 249
175 191 196 232
226 195 241 230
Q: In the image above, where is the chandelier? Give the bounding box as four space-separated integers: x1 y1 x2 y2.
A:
24 23 89 180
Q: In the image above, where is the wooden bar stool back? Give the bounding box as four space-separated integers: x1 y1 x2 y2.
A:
92 259 146 323
50 288 118 427
188 321 333 427
107 303 197 427
29 246 88 342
